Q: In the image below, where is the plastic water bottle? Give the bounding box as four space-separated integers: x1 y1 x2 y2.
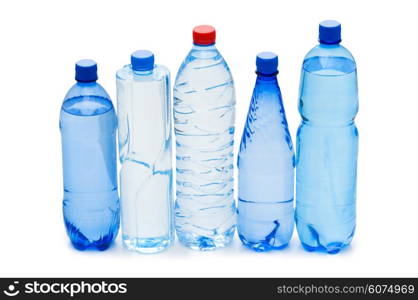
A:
238 52 294 252
174 25 236 250
295 21 359 254
60 60 120 250
116 50 173 253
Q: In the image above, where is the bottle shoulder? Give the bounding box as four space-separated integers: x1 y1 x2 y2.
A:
187 46 222 60
116 64 170 82
64 82 111 101
254 76 281 92
62 82 114 116
304 44 356 63
302 44 357 75
240 84 294 156
176 46 232 78
246 78 288 123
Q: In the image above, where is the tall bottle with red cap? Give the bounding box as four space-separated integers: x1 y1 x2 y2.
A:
173 25 236 250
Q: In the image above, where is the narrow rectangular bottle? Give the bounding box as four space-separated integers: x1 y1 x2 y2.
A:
116 50 173 253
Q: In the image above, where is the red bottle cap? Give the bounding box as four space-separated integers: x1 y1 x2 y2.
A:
193 25 216 45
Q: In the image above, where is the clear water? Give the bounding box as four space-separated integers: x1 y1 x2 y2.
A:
238 75 294 252
116 65 173 253
173 44 236 250
60 91 119 251
296 50 358 254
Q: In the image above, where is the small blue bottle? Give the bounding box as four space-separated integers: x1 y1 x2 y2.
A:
295 21 359 254
60 60 120 250
238 52 295 252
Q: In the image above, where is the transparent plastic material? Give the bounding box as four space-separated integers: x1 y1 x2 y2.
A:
238 73 294 252
60 82 120 250
174 44 236 250
296 43 359 254
116 64 173 253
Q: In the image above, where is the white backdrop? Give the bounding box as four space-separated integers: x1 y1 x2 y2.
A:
0 0 417 277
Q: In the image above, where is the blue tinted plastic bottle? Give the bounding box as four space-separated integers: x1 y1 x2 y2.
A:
116 51 173 253
60 60 120 250
238 52 294 252
174 25 236 250
295 21 359 254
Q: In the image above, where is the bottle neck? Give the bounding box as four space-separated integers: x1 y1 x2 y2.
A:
192 44 216 51
131 68 153 76
190 44 218 60
76 80 97 87
318 42 341 49
256 73 278 83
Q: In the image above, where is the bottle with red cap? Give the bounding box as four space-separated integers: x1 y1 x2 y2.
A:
173 25 236 250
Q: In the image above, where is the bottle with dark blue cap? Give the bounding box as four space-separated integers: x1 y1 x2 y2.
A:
319 20 342 44
237 52 295 252
295 20 359 254
116 50 173 253
75 59 98 82
60 59 120 251
130 50 154 72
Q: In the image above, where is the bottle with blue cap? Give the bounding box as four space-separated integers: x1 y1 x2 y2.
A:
173 25 236 251
295 20 359 254
116 50 173 253
237 52 294 251
60 59 120 250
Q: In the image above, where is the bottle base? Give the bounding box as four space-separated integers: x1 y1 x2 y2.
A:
122 235 172 254
296 216 355 254
301 242 349 254
176 227 235 251
70 240 113 251
238 234 289 252
65 221 117 251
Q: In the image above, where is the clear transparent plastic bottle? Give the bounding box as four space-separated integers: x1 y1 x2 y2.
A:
238 52 294 252
116 50 173 253
60 59 119 251
174 25 236 250
296 21 359 254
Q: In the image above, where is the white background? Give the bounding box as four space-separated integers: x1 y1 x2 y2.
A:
0 0 417 277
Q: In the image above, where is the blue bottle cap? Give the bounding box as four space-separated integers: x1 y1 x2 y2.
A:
319 20 341 44
75 59 98 82
256 52 278 75
131 50 155 71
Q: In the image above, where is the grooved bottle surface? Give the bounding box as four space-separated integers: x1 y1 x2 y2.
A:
173 44 236 250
